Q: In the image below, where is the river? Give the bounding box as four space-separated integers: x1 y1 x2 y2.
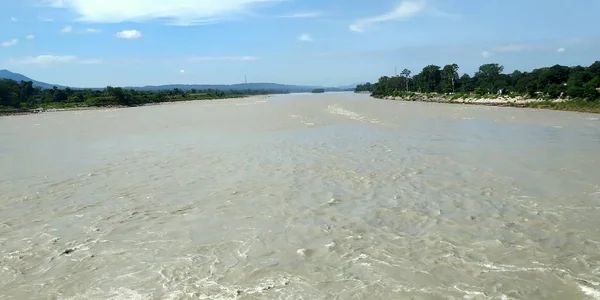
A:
1 92 600 300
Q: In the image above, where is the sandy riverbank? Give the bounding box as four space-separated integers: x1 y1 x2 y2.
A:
382 94 568 106
0 105 127 117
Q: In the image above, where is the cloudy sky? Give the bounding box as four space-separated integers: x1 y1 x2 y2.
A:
1 0 600 88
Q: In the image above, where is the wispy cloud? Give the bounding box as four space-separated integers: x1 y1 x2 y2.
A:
60 25 73 33
11 16 17 22
481 51 491 58
557 47 566 53
25 34 35 40
78 59 103 64
278 11 323 18
8 55 102 65
179 69 185 73
298 33 312 42
350 0 430 32
188 56 260 62
482 42 563 57
60 25 102 33
493 44 531 52
1 39 18 47
44 0 283 25
116 30 142 39
60 25 102 34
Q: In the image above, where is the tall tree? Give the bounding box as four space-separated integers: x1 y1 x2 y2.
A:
400 69 411 92
442 64 459 93
475 63 504 93
459 74 474 92
419 65 442 93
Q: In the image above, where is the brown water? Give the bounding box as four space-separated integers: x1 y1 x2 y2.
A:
1 93 600 300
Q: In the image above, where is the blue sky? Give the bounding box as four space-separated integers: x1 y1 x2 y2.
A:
1 0 600 88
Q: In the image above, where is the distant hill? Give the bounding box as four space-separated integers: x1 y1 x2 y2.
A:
1 69 357 92
124 83 355 93
0 69 66 89
125 82 325 93
335 83 363 90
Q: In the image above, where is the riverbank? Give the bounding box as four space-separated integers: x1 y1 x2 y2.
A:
379 94 600 114
0 105 127 117
0 95 267 117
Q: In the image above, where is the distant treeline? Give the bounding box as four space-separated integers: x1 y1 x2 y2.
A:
356 61 600 100
311 88 325 93
0 79 288 111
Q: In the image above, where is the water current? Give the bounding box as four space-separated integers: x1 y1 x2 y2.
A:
1 93 600 299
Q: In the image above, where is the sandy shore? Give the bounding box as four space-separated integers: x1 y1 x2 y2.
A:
0 106 127 117
382 94 568 106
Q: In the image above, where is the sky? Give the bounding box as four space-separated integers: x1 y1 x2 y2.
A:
1 0 600 88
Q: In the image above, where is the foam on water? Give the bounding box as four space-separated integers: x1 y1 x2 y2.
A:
1 93 600 299
579 285 600 300
326 104 383 125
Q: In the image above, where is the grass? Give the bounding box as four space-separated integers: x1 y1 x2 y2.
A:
523 99 600 113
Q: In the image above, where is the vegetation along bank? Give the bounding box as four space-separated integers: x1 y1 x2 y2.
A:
356 61 600 113
0 80 289 116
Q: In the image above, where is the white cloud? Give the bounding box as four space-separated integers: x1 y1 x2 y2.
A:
493 44 530 52
60 25 102 34
350 0 428 32
482 43 568 57
9 55 101 65
179 69 185 73
79 58 103 64
43 0 283 25
11 16 17 22
188 56 259 62
1 39 18 47
298 33 312 42
278 11 322 18
60 25 73 33
25 34 35 40
116 30 142 39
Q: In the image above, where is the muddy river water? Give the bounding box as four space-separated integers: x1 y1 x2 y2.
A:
1 92 600 299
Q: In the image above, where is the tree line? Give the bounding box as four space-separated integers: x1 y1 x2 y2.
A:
356 61 600 100
0 79 288 111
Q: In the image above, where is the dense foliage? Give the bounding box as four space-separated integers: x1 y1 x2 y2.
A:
311 88 325 93
354 82 372 92
0 79 287 111
358 62 600 100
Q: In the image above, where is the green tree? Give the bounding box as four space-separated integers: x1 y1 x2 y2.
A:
0 80 20 108
474 63 504 93
355 82 372 92
400 69 411 92
442 64 459 93
588 61 600 77
459 74 474 92
418 65 442 93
